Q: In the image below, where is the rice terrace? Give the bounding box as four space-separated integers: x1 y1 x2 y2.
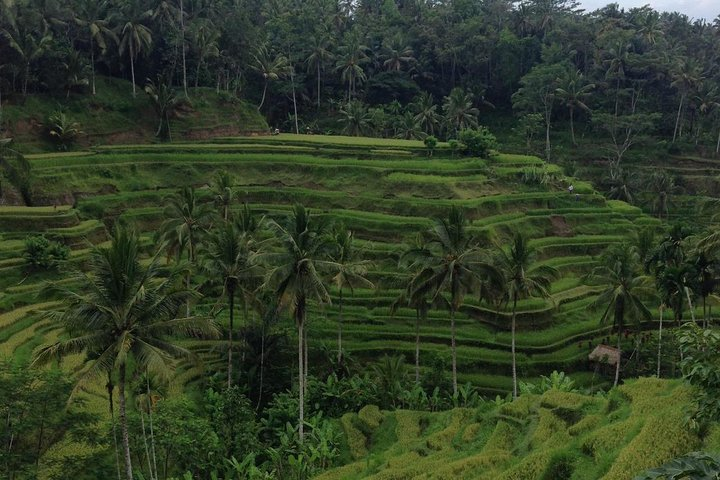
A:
2 1 720 479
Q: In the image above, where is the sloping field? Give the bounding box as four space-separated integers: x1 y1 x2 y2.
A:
0 134 673 400
317 378 715 480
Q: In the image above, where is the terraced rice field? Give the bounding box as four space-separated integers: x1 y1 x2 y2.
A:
0 134 683 406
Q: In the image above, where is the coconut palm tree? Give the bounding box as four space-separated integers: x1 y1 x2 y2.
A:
328 224 373 363
443 88 479 137
586 243 652 387
144 76 177 141
495 232 558 399
339 100 371 136
159 186 214 316
202 221 257 388
305 35 333 109
335 32 369 101
191 18 220 88
117 0 153 97
212 171 234 222
263 205 332 442
413 92 442 137
251 44 289 111
671 58 704 143
381 36 415 72
555 69 595 146
649 170 677 221
404 206 495 395
74 0 116 96
0 21 53 96
33 224 217 480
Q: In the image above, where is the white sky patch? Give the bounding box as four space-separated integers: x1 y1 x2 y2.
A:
578 0 718 21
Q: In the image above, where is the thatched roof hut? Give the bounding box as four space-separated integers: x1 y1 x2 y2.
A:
589 344 620 366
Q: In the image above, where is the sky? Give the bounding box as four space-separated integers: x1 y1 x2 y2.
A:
577 0 718 21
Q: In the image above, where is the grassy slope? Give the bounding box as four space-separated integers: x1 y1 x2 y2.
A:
1 77 267 152
318 378 715 480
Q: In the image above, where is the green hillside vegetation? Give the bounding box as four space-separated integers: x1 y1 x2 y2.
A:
319 378 715 480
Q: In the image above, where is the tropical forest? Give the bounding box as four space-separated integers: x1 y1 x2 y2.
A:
2 0 720 478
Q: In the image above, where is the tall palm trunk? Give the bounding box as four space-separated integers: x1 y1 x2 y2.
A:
657 305 663 378
118 363 133 480
673 93 685 143
614 331 621 387
146 375 158 480
569 106 576 146
296 300 305 443
139 408 153 480
256 321 266 410
511 296 518 399
107 374 122 480
258 80 268 111
715 127 720 156
317 62 321 109
450 308 457 396
90 36 96 95
613 299 624 388
685 286 696 324
337 287 343 363
227 288 235 388
291 70 299 134
414 307 420 384
179 0 188 98
129 42 136 97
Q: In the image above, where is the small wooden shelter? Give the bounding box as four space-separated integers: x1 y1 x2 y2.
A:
588 344 620 366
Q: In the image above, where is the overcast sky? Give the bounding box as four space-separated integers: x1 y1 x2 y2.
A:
577 0 718 21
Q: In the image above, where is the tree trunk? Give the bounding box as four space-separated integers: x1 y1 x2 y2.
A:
228 288 234 389
108 374 122 480
569 106 576 146
291 70 299 134
715 127 720 156
672 93 684 143
450 308 457 396
195 60 201 89
685 286 696 324
337 287 343 363
258 81 268 111
614 331 621 388
118 363 133 480
414 307 420 384
90 36 96 95
256 320 266 410
146 376 158 480
317 62 321 109
297 307 305 443
511 297 518 399
139 409 153 480
657 304 663 378
180 0 188 98
544 113 551 161
129 43 136 97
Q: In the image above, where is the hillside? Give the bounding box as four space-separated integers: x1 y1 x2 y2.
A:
318 378 717 480
0 77 267 153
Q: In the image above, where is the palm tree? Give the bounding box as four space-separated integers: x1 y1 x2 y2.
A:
251 44 289 111
305 35 333 109
404 206 495 395
495 232 558 399
202 221 256 388
33 225 217 480
413 92 442 137
264 205 332 442
328 225 373 363
191 18 220 88
212 171 234 222
339 100 371 136
381 36 415 72
586 243 652 387
118 0 153 97
144 76 177 141
671 58 704 143
74 0 116 96
0 21 53 96
443 88 479 137
335 32 369 101
606 163 635 204
159 186 214 316
649 170 676 221
555 69 595 146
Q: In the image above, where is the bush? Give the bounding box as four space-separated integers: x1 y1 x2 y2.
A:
23 235 69 270
459 127 497 158
424 135 437 157
45 111 82 151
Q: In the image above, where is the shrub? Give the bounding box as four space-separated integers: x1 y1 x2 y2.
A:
459 127 497 158
424 135 438 157
23 235 69 270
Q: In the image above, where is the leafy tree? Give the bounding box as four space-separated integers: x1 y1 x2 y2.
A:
637 451 720 480
424 135 438 157
495 232 558 398
459 127 497 158
586 243 652 387
23 234 69 270
46 111 82 150
443 88 479 137
676 323 720 428
33 225 218 480
514 113 544 152
73 0 116 95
